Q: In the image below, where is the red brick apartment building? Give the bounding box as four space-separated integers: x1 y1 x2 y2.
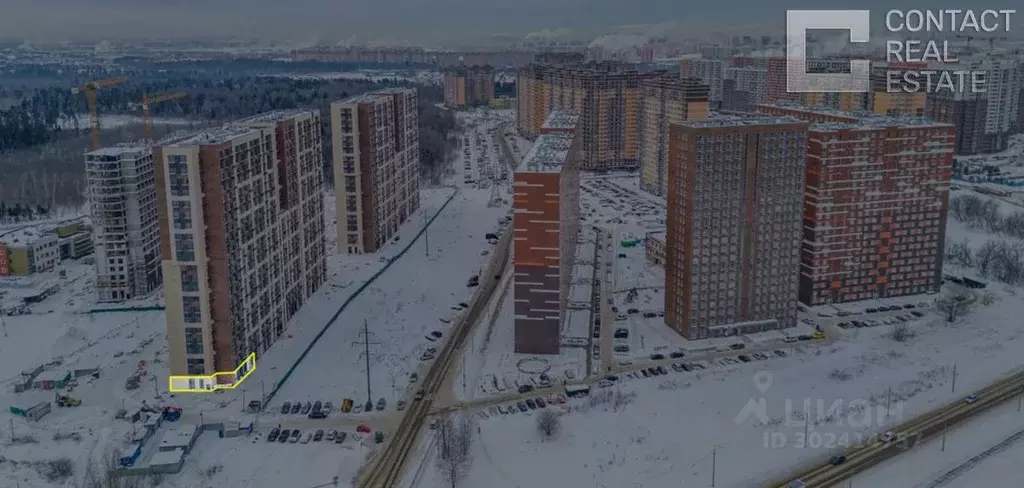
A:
759 104 955 305
0 242 9 276
331 88 421 254
513 111 581 354
664 116 808 340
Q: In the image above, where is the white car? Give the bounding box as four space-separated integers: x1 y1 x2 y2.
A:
300 432 312 444
880 431 896 443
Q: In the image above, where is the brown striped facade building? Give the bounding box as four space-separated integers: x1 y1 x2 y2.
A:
512 111 582 355
443 65 496 107
637 76 710 197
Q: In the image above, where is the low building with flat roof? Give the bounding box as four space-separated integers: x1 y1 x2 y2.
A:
148 448 186 474
157 425 199 453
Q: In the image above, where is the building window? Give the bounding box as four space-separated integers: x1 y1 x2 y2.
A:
180 265 199 292
185 327 204 355
172 201 192 230
186 358 205 375
182 296 202 323
168 155 190 196
174 234 195 261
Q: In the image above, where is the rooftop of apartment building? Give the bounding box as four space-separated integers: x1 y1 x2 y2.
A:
85 144 150 158
237 109 317 124
541 110 580 130
760 102 954 131
443 64 496 73
681 112 804 129
0 226 53 247
519 133 575 173
336 87 416 105
161 124 260 148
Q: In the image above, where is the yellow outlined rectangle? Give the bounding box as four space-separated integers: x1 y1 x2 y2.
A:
168 353 256 393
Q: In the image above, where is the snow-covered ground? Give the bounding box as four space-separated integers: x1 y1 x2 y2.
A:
406 277 1024 488
55 115 196 131
851 398 1024 488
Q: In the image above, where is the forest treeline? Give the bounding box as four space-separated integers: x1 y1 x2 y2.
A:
0 61 456 207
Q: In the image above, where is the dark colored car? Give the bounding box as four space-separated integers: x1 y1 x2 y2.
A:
278 429 290 443
308 411 326 419
517 402 528 412
738 355 751 363
268 428 280 442
280 402 291 414
518 384 534 394
650 353 665 360
312 400 322 413
670 351 685 359
730 343 746 350
334 431 347 444
798 335 813 341
656 366 667 375
301 402 312 414
535 397 546 408
313 430 324 442
290 402 301 414
829 455 846 465
525 399 537 409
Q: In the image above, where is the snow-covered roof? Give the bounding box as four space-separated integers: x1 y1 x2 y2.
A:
163 125 260 148
148 448 184 466
541 110 580 130
84 145 148 158
0 227 56 247
518 133 575 173
238 109 316 124
158 425 198 449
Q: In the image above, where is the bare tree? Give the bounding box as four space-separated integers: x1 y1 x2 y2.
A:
936 290 973 323
434 412 475 487
891 322 915 342
944 238 974 268
536 409 561 439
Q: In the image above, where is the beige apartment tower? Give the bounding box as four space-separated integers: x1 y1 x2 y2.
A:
637 76 710 197
664 116 808 340
157 110 326 389
331 88 420 254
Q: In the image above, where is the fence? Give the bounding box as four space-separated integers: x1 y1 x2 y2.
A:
261 189 458 409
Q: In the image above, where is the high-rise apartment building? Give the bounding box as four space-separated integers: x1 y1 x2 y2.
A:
679 58 725 103
798 62 926 117
157 109 326 390
331 88 420 254
85 145 162 302
664 116 808 340
759 103 955 305
516 62 660 170
513 111 581 355
443 65 496 107
927 57 1023 155
637 76 710 197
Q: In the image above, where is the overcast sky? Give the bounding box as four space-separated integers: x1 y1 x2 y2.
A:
3 0 1021 44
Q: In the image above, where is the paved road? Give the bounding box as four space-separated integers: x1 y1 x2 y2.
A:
432 337 825 415
766 370 1024 487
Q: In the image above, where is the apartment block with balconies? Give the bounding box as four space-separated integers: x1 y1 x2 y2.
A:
85 145 162 302
759 103 955 305
637 76 710 197
664 116 808 340
331 88 420 254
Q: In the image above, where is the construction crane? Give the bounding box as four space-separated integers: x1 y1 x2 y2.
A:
71 77 128 151
141 92 186 141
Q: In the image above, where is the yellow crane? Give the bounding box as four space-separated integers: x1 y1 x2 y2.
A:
71 77 128 151
141 91 186 141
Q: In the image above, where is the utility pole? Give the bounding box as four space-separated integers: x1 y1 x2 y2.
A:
886 386 892 416
462 353 467 396
941 416 948 452
422 206 430 257
352 319 382 405
9 419 14 441
951 363 958 393
711 447 717 487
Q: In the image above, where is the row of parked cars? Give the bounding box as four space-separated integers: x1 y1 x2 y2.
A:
472 392 569 420
837 310 925 329
279 397 389 417
267 424 384 445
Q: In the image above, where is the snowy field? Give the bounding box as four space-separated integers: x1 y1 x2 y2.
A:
406 278 1024 488
851 398 1024 488
55 115 196 131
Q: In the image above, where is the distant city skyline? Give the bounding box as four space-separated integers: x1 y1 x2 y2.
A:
5 0 1021 45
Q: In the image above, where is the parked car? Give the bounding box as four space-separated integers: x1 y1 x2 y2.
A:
300 402 312 414
525 399 537 409
278 429 291 443
880 431 896 443
290 402 301 414
289 430 301 443
353 403 363 414
280 402 291 414
650 353 665 360
334 432 347 444
309 410 327 419
313 430 324 442
670 351 685 359
738 355 751 363
323 401 333 413
396 400 406 411
376 398 386 410
356 424 372 434
415 389 425 401
535 397 546 408
783 336 797 343
268 428 280 442
774 350 787 357
430 331 443 339
516 402 528 412
829 455 846 465
312 401 322 413
326 430 336 441
409 373 419 383
964 394 979 404
518 384 534 394
730 343 746 350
